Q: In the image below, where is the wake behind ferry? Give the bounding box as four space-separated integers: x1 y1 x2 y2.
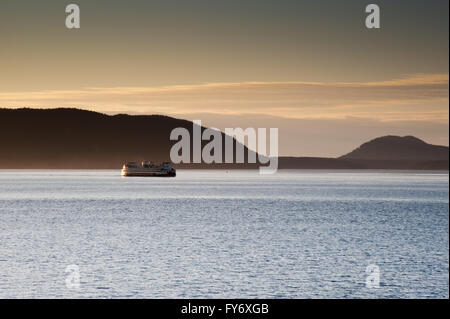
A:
122 161 176 177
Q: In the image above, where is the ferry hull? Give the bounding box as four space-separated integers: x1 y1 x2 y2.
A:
121 170 176 177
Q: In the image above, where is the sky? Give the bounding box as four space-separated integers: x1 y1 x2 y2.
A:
0 0 448 156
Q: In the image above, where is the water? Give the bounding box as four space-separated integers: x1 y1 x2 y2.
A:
0 170 448 299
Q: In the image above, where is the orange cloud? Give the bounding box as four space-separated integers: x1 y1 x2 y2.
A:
0 74 448 122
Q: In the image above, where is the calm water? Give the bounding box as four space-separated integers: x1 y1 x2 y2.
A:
0 170 448 299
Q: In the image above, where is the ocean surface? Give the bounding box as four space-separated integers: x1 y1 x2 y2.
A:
0 169 448 299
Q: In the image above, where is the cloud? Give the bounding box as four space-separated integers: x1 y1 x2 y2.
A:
0 74 448 122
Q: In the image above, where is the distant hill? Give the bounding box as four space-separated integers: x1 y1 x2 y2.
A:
0 108 448 170
279 136 448 170
340 135 449 161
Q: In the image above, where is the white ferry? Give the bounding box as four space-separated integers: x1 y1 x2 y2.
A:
121 161 176 177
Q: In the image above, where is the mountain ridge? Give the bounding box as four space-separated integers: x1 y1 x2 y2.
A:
0 108 448 170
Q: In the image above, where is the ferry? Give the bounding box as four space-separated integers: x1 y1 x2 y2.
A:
121 161 176 177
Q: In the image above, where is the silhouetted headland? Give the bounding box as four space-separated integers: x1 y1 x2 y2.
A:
0 108 448 170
